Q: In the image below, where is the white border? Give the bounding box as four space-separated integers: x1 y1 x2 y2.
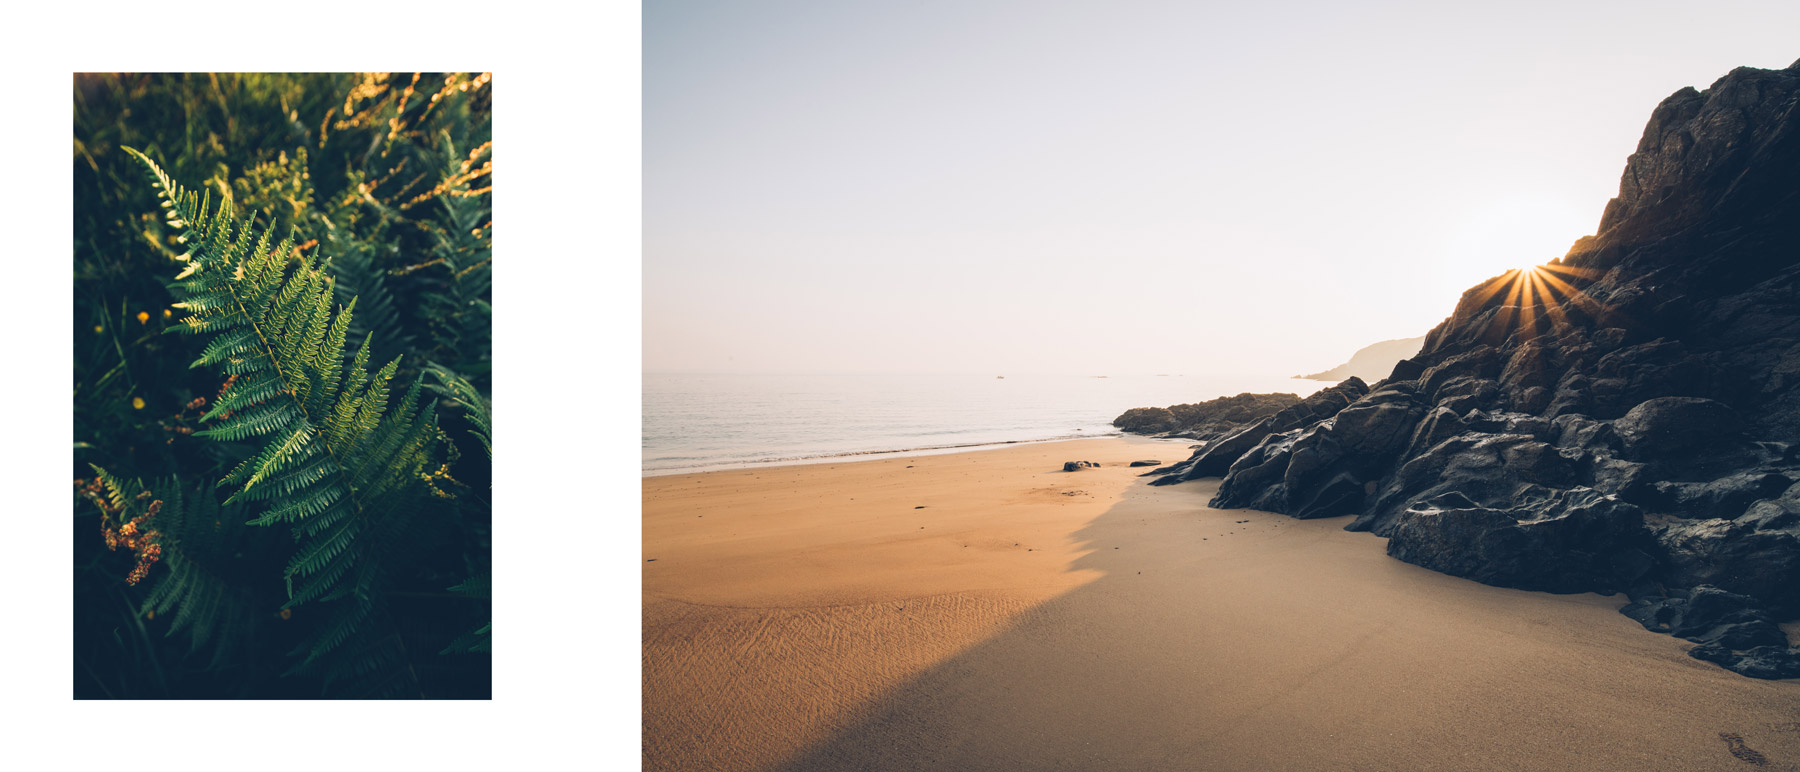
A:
10 2 640 769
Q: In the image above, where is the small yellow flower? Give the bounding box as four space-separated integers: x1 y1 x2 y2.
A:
93 325 103 333
136 311 149 325
146 609 155 620
162 309 172 319
131 397 145 410
279 608 292 620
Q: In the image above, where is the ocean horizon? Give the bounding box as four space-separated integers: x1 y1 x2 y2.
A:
642 371 1327 475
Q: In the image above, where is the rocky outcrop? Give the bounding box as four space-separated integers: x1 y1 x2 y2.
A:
1149 378 1370 487
1208 380 1422 513
1296 335 1426 382
1160 60 1800 678
1383 488 1650 594
1622 585 1800 678
1112 392 1300 438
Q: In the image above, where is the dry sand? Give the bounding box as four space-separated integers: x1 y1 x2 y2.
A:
643 436 1800 771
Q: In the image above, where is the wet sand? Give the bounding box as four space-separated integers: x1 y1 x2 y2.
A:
643 436 1800 771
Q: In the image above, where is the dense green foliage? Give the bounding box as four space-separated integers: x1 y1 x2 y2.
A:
74 73 491 699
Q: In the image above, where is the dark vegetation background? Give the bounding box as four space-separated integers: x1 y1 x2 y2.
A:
73 73 492 698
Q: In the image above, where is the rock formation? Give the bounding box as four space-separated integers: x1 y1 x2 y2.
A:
1151 377 1371 487
1151 60 1800 678
1296 336 1427 382
1112 392 1300 439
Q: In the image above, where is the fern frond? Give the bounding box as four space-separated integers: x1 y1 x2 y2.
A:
202 371 286 421
440 623 490 655
285 516 363 590
426 362 491 459
82 76 490 698
190 327 260 368
89 464 139 514
245 482 345 526
320 224 413 363
287 595 377 672
414 133 492 372
129 148 445 683
440 570 490 655
447 571 490 599
193 400 301 442
98 474 262 670
228 457 337 503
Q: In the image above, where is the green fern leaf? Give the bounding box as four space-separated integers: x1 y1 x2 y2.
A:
96 473 260 671
127 147 449 684
426 363 492 459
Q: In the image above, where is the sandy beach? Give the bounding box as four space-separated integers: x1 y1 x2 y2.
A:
643 437 1800 771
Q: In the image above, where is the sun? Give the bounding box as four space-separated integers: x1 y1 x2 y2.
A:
1447 194 1594 289
1459 253 1606 349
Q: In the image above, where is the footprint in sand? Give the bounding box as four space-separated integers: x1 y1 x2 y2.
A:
1718 732 1768 766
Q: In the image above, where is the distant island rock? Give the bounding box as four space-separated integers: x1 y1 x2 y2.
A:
1147 60 1800 678
1295 336 1426 382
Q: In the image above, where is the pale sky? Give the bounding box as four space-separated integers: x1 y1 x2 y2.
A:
644 0 1800 376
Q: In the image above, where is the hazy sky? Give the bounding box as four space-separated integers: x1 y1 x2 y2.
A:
644 0 1800 376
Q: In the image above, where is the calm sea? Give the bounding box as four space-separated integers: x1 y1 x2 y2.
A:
642 372 1325 476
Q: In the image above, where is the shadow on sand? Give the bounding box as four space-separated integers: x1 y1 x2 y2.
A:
766 478 1797 772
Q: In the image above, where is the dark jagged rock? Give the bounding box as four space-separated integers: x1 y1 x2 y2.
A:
1654 494 1800 617
1111 407 1179 434
1612 397 1742 459
1622 585 1800 678
1387 357 1427 383
1642 470 1792 520
1112 392 1300 438
1178 419 1277 479
1418 346 1502 403
1622 585 1767 636
1402 406 1468 460
1150 378 1371 487
1350 431 1570 535
1062 461 1099 472
1384 487 1648 594
1210 382 1425 516
1189 60 1800 677
1689 643 1800 680
1129 460 1162 467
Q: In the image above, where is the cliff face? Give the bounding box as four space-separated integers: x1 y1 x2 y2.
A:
1296 336 1425 382
1154 60 1800 678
